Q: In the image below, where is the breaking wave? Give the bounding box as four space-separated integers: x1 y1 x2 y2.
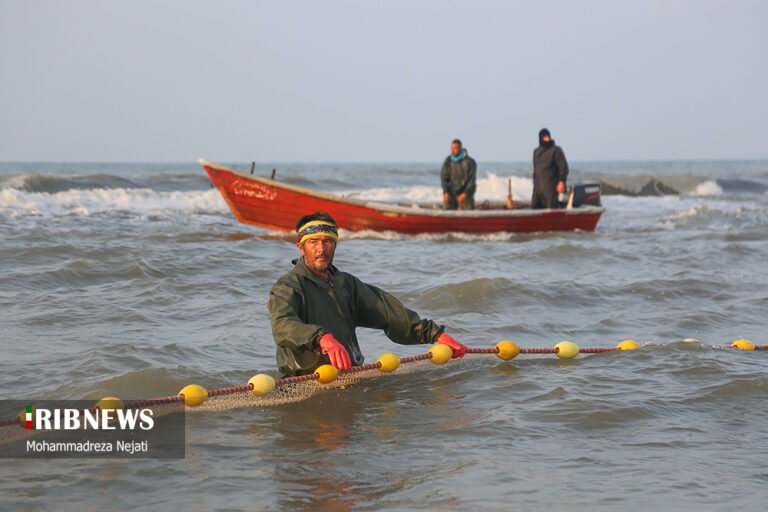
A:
2 167 765 225
339 173 764 202
592 175 723 196
0 172 140 193
0 186 228 219
340 173 534 203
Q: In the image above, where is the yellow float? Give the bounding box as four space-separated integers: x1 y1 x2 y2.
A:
178 384 208 406
428 343 453 364
315 364 339 384
248 374 276 396
377 353 401 373
555 341 580 359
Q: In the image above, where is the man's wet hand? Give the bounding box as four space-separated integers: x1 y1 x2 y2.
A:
437 332 468 358
318 333 352 370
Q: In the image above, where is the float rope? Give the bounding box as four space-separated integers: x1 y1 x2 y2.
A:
3 338 764 425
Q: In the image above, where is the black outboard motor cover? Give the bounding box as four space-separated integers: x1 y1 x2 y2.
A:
567 182 601 208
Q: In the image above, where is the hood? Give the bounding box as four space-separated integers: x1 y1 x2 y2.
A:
538 128 554 148
450 148 469 162
290 257 338 286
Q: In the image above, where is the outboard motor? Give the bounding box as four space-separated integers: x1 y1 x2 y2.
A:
565 182 601 208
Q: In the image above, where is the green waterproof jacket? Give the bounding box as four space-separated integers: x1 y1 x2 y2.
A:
440 151 477 198
268 257 445 376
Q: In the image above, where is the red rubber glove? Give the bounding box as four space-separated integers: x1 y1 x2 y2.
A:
437 332 468 359
318 333 352 370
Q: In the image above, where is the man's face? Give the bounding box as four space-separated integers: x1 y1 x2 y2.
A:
542 134 551 143
450 142 462 157
299 236 336 275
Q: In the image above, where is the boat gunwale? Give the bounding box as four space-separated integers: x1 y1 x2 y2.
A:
199 159 605 219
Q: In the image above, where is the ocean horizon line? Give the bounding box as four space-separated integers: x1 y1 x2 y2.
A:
1 157 767 166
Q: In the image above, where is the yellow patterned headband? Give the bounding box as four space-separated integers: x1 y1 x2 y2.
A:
297 220 338 244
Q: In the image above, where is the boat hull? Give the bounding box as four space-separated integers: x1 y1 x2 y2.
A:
201 159 604 234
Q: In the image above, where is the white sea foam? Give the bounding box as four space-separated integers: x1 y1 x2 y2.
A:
0 187 229 219
665 206 709 220
336 228 526 242
687 180 723 196
338 173 534 203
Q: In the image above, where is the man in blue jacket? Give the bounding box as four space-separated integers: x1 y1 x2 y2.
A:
441 139 477 210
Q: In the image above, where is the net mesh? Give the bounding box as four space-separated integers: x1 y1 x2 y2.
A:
195 359 435 412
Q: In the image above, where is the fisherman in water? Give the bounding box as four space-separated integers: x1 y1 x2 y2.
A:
441 139 477 210
268 212 468 376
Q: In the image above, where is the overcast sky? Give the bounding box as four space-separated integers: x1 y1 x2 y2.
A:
1 0 766 163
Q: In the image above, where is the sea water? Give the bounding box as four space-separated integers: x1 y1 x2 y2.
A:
1 160 767 510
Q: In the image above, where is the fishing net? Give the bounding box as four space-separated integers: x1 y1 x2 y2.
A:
2 340 763 446
195 359 434 412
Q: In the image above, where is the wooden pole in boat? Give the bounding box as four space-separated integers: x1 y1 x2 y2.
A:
271 168 276 180
250 162 255 174
506 178 513 209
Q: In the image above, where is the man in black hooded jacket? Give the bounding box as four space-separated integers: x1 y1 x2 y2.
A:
532 128 569 209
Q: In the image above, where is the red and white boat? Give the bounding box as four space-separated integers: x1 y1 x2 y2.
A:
201 159 604 234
